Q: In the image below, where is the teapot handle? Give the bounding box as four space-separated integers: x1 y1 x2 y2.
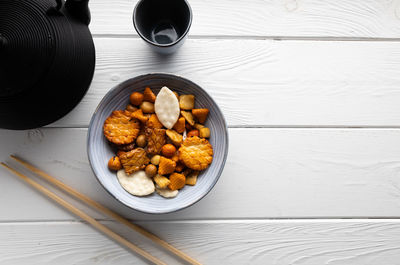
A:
47 0 90 25
65 0 91 25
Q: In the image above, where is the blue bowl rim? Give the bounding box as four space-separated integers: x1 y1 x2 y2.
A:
87 73 229 214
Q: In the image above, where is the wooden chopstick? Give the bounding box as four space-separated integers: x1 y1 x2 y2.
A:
10 155 201 265
0 162 166 265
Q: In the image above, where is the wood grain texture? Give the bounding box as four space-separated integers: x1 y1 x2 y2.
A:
50 38 400 128
1 220 400 265
1 128 400 221
89 0 400 38
3 1 400 263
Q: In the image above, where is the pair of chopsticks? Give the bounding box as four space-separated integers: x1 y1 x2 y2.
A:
1 155 201 265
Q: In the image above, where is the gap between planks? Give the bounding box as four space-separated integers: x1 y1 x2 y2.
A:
3 218 400 225
91 34 400 42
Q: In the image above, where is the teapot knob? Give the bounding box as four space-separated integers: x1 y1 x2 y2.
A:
47 0 63 15
65 0 91 25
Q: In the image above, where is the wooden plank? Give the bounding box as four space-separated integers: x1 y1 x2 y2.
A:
1 128 400 220
1 220 400 265
89 0 400 38
51 38 400 128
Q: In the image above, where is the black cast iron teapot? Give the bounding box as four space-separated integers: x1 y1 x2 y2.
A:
0 0 95 129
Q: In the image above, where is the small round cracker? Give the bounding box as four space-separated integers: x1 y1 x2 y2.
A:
103 110 140 145
117 170 155 196
154 86 180 129
179 136 213 170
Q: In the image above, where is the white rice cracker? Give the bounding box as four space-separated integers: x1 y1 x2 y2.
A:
117 169 155 196
156 186 179 198
154 86 180 129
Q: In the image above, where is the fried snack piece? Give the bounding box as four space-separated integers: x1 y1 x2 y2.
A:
185 122 194 131
143 87 156 103
158 156 176 175
140 101 155 113
103 110 140 145
147 114 163 129
156 186 179 198
130 109 148 123
199 127 210 138
181 111 195 126
117 170 154 196
155 87 180 129
175 162 185 172
171 154 179 163
161 144 176 158
154 174 171 189
146 128 166 155
185 171 199 186
168 173 186 190
179 95 195 110
179 136 213 170
182 168 193 177
116 142 136 152
130 92 144 106
192 108 209 124
187 129 199 138
173 117 185 133
117 150 126 157
166 129 183 147
151 155 161 165
136 135 147 148
108 156 122 171
118 148 150 174
126 104 138 113
194 123 205 130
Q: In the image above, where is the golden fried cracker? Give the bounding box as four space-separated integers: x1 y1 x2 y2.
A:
118 148 150 175
158 156 176 175
103 110 140 145
179 136 213 170
168 173 186 190
146 128 166 155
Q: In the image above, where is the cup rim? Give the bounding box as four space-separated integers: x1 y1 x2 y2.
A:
132 0 193 48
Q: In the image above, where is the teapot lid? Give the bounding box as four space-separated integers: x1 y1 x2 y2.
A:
0 0 95 129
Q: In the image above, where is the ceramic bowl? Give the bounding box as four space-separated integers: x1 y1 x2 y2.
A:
87 73 228 214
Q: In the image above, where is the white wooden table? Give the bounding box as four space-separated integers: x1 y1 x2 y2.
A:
2 0 400 264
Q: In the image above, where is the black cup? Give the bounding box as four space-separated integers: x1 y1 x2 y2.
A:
133 0 192 54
